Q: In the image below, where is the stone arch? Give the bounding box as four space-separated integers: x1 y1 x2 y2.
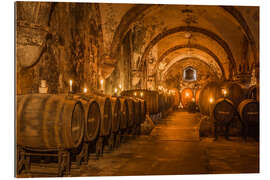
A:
110 5 257 68
140 26 236 79
162 57 220 81
154 44 226 78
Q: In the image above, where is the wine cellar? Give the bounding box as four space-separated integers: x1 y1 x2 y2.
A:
15 1 259 177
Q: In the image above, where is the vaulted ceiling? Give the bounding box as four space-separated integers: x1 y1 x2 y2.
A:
99 3 259 85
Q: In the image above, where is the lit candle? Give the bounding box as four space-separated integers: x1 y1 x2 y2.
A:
114 88 118 94
209 97 214 104
186 92 189 97
119 84 122 89
134 92 137 96
140 92 143 97
100 79 104 91
69 80 73 92
222 89 227 97
83 88 88 93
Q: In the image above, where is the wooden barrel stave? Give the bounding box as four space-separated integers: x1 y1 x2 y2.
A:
94 96 112 137
119 98 129 130
126 97 135 128
111 97 121 133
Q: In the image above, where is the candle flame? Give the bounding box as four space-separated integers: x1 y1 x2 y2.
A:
209 97 214 104
84 88 87 93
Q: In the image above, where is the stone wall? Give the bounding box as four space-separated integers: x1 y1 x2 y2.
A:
16 2 103 94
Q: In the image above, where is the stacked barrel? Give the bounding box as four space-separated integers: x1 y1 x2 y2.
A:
198 81 259 139
16 92 147 176
120 89 175 121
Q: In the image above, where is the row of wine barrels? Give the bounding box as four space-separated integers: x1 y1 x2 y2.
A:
121 90 160 115
198 81 249 115
17 94 85 151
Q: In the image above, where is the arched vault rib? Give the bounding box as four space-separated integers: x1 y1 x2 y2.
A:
222 6 258 65
161 55 222 81
154 44 226 79
140 26 236 79
111 5 257 67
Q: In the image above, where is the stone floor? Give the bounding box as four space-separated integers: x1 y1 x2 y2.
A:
21 111 259 177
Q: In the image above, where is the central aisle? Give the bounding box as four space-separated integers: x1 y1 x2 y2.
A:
79 111 209 176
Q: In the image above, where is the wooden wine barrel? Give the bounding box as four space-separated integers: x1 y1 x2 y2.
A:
181 88 194 109
94 95 112 137
220 82 245 107
247 85 257 100
73 94 101 142
121 90 159 115
111 97 121 133
238 99 259 126
213 98 235 125
199 81 223 115
119 97 129 130
238 99 259 139
16 94 85 151
126 97 135 128
195 88 201 105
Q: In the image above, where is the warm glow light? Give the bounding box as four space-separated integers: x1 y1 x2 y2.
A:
100 79 104 85
222 89 227 96
119 84 122 89
83 88 88 93
69 80 73 92
134 92 137 96
209 97 214 104
140 92 143 97
192 98 195 102
185 92 189 97
114 88 118 93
